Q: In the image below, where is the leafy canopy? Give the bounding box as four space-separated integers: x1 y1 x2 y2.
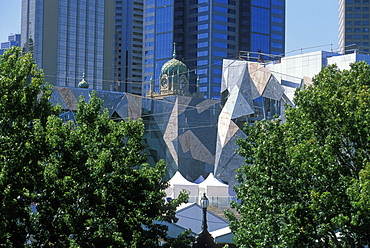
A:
0 47 190 247
227 61 370 247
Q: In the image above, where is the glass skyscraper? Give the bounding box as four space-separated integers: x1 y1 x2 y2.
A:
113 0 144 94
142 0 285 99
21 0 115 90
339 0 370 54
0 34 21 55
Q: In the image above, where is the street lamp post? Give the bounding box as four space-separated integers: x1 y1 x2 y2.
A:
193 193 223 248
201 193 209 232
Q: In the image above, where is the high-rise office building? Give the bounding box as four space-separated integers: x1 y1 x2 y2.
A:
21 0 115 90
142 0 285 99
0 34 21 55
113 0 144 94
339 0 370 54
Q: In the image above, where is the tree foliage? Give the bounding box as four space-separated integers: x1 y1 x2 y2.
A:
0 47 58 246
0 47 190 247
227 61 370 247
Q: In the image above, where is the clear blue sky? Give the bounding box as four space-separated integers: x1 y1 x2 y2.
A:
0 0 338 54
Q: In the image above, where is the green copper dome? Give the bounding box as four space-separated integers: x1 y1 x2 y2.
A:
78 73 89 88
160 43 189 78
160 58 189 77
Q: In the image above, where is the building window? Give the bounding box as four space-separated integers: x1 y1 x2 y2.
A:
198 33 209 39
214 6 227 13
272 0 283 6
214 24 227 30
198 15 209 21
272 17 283 23
197 69 208 74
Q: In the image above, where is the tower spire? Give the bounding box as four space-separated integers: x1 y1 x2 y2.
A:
172 42 177 59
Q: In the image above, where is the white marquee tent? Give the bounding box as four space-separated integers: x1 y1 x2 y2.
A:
165 171 199 199
198 173 228 197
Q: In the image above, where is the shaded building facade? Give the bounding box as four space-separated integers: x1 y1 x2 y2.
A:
21 0 115 90
339 0 370 54
113 0 144 94
142 0 286 99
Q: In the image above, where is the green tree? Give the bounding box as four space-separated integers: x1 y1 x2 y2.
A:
31 92 189 247
0 47 58 246
227 61 370 247
0 47 190 247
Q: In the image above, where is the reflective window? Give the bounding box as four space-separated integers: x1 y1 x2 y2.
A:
272 25 283 31
198 15 209 21
214 24 227 30
197 69 208 74
252 7 270 34
214 42 227 48
272 43 282 48
214 69 222 74
214 51 227 57
197 51 208 56
156 0 172 7
156 7 173 33
214 6 227 13
198 42 208 48
272 17 283 23
198 24 209 30
198 33 209 39
272 8 283 14
272 0 283 6
198 60 208 65
198 6 209 12
145 33 155 39
146 8 154 13
146 16 155 22
272 34 282 40
155 33 172 59
145 59 154 64
252 0 270 8
215 15 228 22
214 33 227 39
145 25 154 30
251 33 270 53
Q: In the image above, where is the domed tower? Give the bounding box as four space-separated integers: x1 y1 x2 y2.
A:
78 73 89 89
149 44 191 99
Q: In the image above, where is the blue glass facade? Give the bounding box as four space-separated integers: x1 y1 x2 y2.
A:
21 0 115 90
142 0 286 99
0 34 21 55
